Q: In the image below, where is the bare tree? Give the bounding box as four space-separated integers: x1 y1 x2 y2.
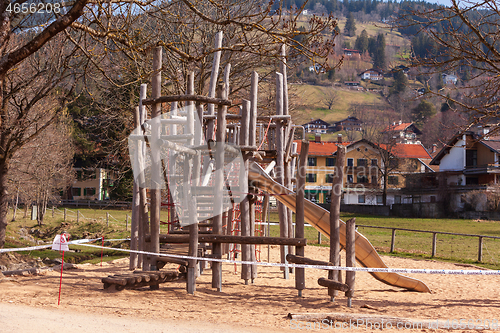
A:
322 90 339 110
0 0 339 247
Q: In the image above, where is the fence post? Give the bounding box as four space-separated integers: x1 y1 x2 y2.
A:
318 232 322 245
431 233 437 257
126 214 129 231
478 237 483 262
106 212 109 227
390 229 396 253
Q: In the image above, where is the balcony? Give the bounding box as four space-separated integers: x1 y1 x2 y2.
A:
464 164 500 175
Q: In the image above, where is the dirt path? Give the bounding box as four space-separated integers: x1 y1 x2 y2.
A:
1 245 499 332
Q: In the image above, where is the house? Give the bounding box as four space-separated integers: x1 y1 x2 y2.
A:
67 168 115 201
295 136 432 205
395 130 500 214
338 139 433 206
302 118 330 134
344 81 360 87
295 135 350 203
382 121 423 144
308 64 326 73
343 48 361 58
330 116 363 132
359 69 384 81
442 74 458 85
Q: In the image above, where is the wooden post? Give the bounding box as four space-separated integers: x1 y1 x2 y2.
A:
345 218 356 308
126 214 129 231
139 83 148 270
328 145 345 301
149 46 162 283
276 72 289 279
390 229 396 253
130 103 140 269
240 99 251 284
318 232 322 245
249 74 258 281
206 31 223 140
478 236 483 262
295 140 309 297
431 233 437 257
186 72 198 295
212 65 230 291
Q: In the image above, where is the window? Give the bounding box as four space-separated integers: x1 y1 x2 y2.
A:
76 170 83 180
371 176 378 185
84 187 96 196
371 159 378 166
394 195 401 204
347 175 353 183
357 175 369 183
376 195 383 204
326 174 334 183
358 195 365 203
466 150 477 167
388 176 399 185
326 157 336 167
308 157 317 166
347 158 354 167
306 173 317 183
357 158 368 167
72 187 81 196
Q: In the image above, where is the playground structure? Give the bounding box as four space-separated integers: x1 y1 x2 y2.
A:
125 32 430 302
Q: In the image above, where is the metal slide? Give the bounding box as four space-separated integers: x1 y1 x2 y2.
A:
248 162 431 293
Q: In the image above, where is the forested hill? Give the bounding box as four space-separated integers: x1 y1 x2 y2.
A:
271 0 442 22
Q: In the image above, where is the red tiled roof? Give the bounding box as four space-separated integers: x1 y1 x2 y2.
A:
295 140 350 156
379 143 432 159
383 122 412 132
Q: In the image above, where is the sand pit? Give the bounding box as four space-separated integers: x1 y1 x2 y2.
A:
1 245 499 332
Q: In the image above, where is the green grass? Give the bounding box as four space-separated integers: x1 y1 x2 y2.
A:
262 211 500 270
292 84 385 124
6 207 500 270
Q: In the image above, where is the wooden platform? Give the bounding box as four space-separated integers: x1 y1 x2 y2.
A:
102 271 185 291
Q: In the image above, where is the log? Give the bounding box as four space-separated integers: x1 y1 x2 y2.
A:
156 257 189 267
318 278 349 292
286 254 333 267
153 234 307 245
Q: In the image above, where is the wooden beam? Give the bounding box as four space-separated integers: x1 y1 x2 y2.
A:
141 94 232 106
152 234 307 246
318 278 349 292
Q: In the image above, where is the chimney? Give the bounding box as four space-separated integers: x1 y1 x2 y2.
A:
337 133 343 143
315 133 321 143
431 144 437 153
399 120 402 125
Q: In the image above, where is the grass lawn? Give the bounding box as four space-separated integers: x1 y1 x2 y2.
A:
5 206 500 270
263 211 500 270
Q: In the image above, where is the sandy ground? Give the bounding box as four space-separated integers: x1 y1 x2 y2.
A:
1 245 499 332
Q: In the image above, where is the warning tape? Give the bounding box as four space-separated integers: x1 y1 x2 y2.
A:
0 238 129 253
76 243 500 276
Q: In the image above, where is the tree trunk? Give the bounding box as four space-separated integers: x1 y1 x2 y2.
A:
12 186 19 222
0 160 9 248
383 172 388 206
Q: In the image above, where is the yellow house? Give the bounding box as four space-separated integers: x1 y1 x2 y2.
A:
296 138 433 205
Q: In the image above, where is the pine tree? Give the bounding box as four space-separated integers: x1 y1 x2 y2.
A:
355 29 369 53
344 12 356 37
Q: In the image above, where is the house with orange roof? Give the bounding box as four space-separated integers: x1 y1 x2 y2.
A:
382 121 422 144
295 136 433 205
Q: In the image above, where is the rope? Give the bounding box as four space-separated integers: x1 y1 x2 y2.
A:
257 118 272 151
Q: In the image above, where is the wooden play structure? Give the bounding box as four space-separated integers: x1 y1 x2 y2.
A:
118 32 430 302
